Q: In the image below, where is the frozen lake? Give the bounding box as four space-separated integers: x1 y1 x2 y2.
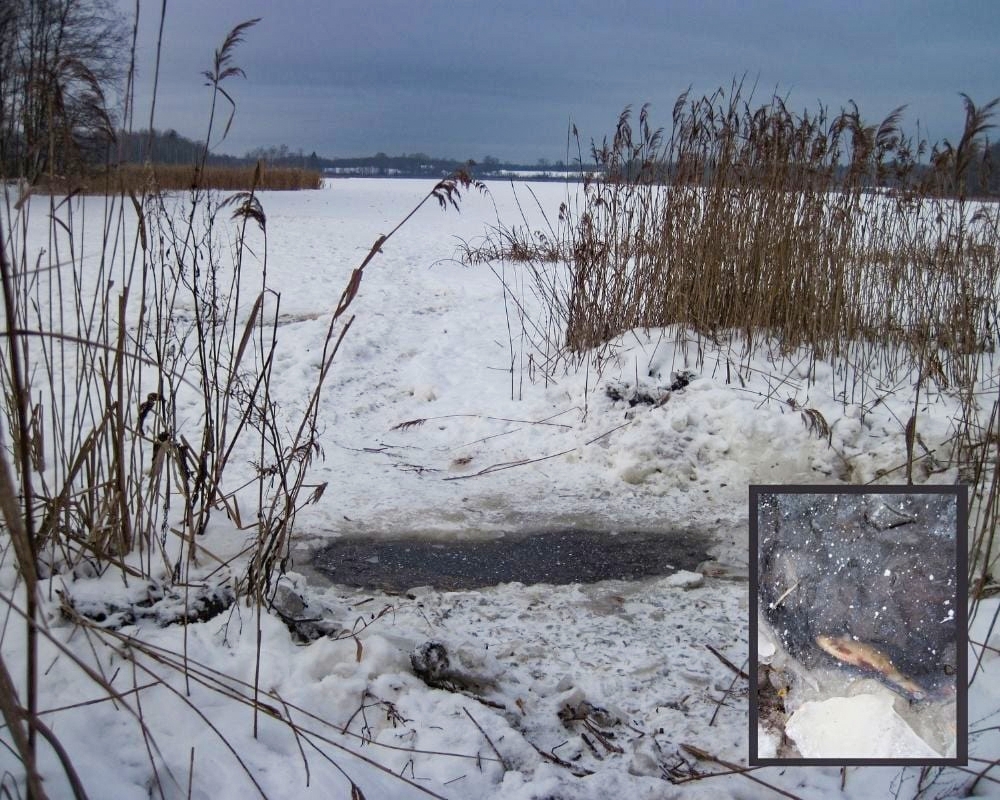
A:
3 178 997 799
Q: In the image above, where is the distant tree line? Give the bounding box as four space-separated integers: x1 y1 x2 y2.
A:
114 129 1000 194
123 137 580 180
115 128 243 167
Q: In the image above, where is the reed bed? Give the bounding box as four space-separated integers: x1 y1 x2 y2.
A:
466 83 1000 606
514 88 998 368
32 162 323 195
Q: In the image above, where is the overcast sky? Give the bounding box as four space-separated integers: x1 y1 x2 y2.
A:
118 1 999 163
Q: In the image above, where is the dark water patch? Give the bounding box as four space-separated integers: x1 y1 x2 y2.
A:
310 529 708 591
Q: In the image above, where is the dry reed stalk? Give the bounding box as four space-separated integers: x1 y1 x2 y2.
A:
0 12 430 796
468 83 1000 652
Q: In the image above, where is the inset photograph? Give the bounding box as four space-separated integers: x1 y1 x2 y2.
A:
750 486 967 765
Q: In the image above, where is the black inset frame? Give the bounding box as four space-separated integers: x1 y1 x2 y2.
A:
749 484 968 767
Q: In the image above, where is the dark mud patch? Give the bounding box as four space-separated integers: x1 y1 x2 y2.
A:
310 529 709 591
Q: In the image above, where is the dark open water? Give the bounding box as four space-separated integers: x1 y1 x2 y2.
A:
310 529 708 591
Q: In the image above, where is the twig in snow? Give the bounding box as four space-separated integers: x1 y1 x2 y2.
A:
443 448 575 480
274 692 311 785
392 418 428 431
679 744 805 799
582 718 624 754
709 657 749 727
392 462 441 475
341 690 374 737
584 422 631 445
705 644 750 679
580 732 603 760
463 707 511 771
452 429 520 451
526 740 594 777
441 418 633 481
391 413 574 431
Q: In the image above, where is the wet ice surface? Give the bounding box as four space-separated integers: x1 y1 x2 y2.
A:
759 492 957 692
757 492 959 758
311 529 708 591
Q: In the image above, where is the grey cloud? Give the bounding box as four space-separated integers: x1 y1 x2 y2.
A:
119 0 999 161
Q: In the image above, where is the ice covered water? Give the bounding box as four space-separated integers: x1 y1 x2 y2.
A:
310 528 708 591
758 491 958 699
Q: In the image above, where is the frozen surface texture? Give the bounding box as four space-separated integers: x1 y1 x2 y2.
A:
759 492 958 697
757 491 961 761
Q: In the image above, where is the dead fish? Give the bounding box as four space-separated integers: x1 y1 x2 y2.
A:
815 634 927 701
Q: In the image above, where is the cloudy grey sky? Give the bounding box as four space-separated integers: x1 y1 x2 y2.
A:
119 1 999 163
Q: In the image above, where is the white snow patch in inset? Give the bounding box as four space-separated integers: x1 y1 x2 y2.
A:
786 694 942 759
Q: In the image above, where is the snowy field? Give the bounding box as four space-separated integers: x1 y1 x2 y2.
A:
1 178 999 798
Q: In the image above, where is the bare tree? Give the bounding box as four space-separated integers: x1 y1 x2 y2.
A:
0 0 126 179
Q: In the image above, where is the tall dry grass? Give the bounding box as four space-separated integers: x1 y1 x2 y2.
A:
32 162 323 195
536 88 999 370
0 9 482 796
466 84 1000 678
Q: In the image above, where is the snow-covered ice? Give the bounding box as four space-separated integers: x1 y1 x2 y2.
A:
1 178 997 798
